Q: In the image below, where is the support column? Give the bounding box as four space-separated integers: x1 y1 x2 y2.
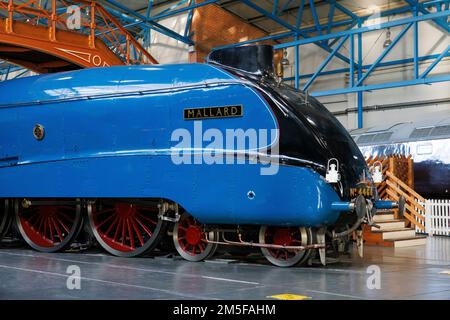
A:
357 19 363 129
295 35 300 89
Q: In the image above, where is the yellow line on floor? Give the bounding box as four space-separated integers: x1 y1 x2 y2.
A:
268 294 312 300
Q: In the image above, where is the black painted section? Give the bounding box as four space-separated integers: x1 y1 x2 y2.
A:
207 45 275 77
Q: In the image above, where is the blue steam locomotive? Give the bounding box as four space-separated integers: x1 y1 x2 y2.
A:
0 45 399 267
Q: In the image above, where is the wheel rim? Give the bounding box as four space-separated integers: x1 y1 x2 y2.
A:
16 200 82 252
173 213 217 262
0 200 12 240
88 201 165 257
259 226 312 267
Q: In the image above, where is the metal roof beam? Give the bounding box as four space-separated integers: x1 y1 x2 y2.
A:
103 0 194 44
404 0 450 33
274 9 450 49
239 0 352 64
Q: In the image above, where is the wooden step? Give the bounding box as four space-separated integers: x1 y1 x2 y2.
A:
378 229 416 240
373 213 395 223
371 220 405 231
387 236 427 248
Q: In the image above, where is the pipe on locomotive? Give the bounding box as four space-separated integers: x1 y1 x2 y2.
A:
331 199 401 212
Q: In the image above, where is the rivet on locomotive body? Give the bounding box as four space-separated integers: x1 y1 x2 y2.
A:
33 124 45 140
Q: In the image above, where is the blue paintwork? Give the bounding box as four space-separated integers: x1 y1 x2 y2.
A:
374 201 397 210
331 202 352 212
0 64 342 227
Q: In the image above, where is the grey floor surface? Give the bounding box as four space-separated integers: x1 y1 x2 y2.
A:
0 237 449 300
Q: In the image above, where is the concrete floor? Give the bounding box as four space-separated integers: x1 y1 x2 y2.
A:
0 237 449 300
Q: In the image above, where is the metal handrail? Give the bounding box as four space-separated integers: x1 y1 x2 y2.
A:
0 0 157 65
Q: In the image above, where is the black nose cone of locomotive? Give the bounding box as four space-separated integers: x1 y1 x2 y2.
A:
207 45 275 77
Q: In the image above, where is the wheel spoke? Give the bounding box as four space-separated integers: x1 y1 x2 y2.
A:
96 213 116 229
17 202 80 252
89 202 165 257
51 217 64 242
56 210 75 223
130 218 144 247
31 213 43 229
36 214 45 233
121 219 127 245
42 217 48 240
126 219 135 249
113 218 123 242
55 215 71 234
135 217 153 238
137 212 157 226
173 213 217 262
103 216 119 236
47 217 55 242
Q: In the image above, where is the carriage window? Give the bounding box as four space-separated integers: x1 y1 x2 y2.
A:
431 125 450 137
417 144 433 155
357 134 376 144
409 127 433 139
373 132 393 143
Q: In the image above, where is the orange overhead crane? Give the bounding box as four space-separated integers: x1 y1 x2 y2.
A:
0 0 157 73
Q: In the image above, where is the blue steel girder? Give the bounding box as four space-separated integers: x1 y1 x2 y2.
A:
302 34 349 91
274 10 450 50
420 43 450 78
327 0 336 36
107 0 222 43
104 0 194 45
296 0 305 29
355 23 413 86
144 0 153 48
282 51 450 80
184 0 194 37
267 3 449 123
328 19 357 47
404 0 450 33
312 74 450 97
239 0 353 65
309 0 323 36
280 0 295 16
157 0 189 17
214 4 415 50
272 0 279 15
334 1 358 20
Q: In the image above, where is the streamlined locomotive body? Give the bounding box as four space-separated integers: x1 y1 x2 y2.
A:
0 46 397 266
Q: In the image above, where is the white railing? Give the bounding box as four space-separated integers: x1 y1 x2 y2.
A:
425 199 450 236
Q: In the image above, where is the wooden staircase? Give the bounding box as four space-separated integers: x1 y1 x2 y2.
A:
363 155 427 248
364 211 427 247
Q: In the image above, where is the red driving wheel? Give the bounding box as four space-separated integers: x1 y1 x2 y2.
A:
88 201 166 257
173 213 218 262
15 199 82 252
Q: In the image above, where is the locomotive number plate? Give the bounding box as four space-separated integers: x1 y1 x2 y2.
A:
184 105 243 120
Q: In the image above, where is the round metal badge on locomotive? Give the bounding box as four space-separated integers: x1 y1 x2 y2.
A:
33 124 45 140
